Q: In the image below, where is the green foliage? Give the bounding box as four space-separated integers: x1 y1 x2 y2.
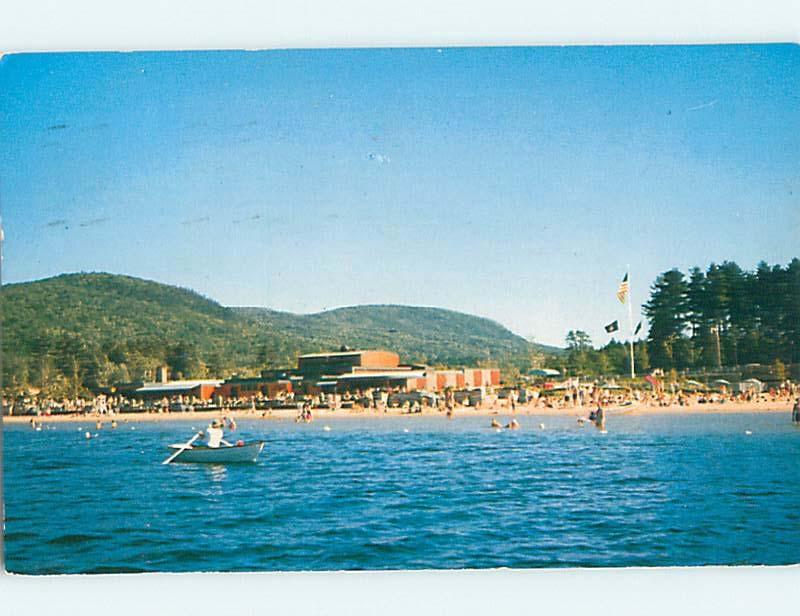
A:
564 330 595 375
635 341 650 372
644 259 799 370
644 269 690 369
1 273 554 394
772 358 786 382
558 337 644 379
565 330 592 351
237 304 558 372
567 258 798 377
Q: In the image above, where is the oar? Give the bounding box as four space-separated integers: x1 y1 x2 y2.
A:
162 432 201 465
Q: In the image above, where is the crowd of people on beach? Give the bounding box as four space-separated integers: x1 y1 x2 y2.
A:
3 379 799 420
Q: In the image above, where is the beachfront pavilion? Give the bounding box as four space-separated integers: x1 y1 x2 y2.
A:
318 369 428 393
214 376 293 399
297 350 500 393
133 379 223 401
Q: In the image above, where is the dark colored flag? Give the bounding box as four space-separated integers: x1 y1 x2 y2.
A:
634 321 642 335
604 320 619 333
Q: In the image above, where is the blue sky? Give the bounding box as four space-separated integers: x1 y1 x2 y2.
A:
1 45 798 346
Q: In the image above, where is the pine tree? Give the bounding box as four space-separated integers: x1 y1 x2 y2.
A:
784 258 800 362
643 269 689 369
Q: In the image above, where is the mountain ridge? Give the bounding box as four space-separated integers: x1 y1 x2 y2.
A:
1 272 560 394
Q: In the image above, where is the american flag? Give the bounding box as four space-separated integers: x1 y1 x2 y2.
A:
616 273 629 304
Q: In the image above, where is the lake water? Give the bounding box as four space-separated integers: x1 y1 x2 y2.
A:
4 412 800 574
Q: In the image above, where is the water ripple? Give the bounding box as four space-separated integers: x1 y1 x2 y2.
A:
4 413 800 572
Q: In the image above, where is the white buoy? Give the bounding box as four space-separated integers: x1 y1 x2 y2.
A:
403 428 409 433
745 430 752 435
323 425 331 432
84 431 92 439
495 428 502 433
131 427 136 430
539 423 545 430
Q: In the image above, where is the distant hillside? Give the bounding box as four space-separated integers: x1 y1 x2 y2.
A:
1 273 558 395
235 304 556 367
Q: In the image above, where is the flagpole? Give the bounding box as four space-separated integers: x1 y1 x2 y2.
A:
626 264 635 379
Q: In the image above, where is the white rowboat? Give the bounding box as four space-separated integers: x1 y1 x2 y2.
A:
166 441 265 463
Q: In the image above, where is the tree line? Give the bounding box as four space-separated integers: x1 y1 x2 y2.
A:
559 331 649 378
643 259 799 370
560 259 798 377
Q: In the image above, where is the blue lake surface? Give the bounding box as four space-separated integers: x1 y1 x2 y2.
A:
4 412 800 574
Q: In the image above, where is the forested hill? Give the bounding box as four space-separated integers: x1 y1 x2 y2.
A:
1 273 551 394
235 305 561 367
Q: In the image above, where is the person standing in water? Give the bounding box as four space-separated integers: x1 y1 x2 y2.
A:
594 404 605 430
792 398 800 424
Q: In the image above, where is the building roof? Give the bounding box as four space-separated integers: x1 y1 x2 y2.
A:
298 350 369 359
135 380 223 393
529 368 561 377
337 370 426 380
223 376 291 384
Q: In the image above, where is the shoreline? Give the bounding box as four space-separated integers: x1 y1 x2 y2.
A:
3 401 794 424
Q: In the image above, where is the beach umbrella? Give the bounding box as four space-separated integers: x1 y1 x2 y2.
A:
685 380 705 387
712 379 731 385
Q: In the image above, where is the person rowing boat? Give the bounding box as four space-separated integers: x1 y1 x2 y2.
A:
200 419 233 448
162 419 262 464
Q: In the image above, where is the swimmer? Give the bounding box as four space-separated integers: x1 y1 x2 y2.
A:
505 419 520 430
490 419 502 428
594 405 605 430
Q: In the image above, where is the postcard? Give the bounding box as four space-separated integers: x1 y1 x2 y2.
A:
1 44 798 575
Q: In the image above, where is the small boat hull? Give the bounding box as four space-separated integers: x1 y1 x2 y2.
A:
168 441 265 463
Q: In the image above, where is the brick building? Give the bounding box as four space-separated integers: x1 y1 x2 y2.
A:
295 349 500 394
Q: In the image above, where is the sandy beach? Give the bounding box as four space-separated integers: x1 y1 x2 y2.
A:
4 400 794 425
